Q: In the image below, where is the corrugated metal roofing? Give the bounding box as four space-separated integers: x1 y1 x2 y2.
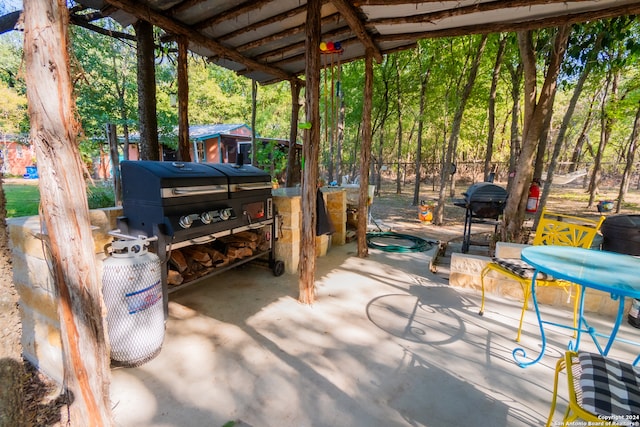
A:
73 0 640 84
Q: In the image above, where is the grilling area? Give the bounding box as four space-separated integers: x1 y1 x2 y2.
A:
9 1 640 424
9 179 640 426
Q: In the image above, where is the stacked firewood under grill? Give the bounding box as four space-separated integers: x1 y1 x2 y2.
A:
167 230 270 286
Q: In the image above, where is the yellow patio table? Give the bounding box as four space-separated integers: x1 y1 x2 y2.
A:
512 245 640 368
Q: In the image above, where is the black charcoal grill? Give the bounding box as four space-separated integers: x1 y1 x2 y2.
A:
117 160 283 316
454 182 508 253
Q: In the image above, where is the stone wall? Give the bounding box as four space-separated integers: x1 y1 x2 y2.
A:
272 188 347 274
449 242 629 318
8 207 122 383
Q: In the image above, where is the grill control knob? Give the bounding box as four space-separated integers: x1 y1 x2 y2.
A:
179 215 193 229
220 208 232 220
200 212 213 224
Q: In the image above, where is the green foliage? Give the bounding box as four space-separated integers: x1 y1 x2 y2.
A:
255 140 288 179
0 84 27 135
86 182 116 209
0 35 28 135
2 11 639 189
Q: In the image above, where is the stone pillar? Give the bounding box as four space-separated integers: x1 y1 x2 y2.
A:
273 194 301 274
322 188 346 246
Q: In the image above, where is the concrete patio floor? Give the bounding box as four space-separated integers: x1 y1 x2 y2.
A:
109 235 640 427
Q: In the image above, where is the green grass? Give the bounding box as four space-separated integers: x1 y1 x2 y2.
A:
4 182 116 218
5 184 41 217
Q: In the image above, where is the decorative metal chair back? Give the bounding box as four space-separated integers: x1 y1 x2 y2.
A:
479 208 606 342
532 209 605 249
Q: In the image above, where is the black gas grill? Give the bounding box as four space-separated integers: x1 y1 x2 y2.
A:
454 182 508 253
117 160 283 315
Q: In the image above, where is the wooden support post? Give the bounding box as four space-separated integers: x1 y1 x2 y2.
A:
286 79 301 187
177 36 191 162
357 48 374 258
106 123 122 205
134 19 159 160
299 0 321 304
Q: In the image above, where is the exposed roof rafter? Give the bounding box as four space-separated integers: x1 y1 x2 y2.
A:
330 0 383 63
375 2 640 42
65 0 640 84
101 0 296 82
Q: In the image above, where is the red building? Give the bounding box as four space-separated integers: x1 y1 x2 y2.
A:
1 138 37 178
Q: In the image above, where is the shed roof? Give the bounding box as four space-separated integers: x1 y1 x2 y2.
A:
189 124 251 141
72 0 640 84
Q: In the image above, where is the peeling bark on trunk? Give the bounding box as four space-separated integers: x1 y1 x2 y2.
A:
299 0 321 304
24 1 112 425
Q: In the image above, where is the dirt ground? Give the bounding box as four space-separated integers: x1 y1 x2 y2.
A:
5 177 640 425
369 178 640 241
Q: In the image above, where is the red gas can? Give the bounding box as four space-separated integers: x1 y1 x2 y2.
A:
526 179 540 213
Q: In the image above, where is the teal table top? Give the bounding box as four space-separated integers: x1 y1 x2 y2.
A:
521 246 640 298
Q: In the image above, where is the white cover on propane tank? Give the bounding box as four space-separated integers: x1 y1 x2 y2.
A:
102 239 164 366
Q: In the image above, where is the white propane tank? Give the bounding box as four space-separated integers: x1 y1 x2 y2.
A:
102 238 164 367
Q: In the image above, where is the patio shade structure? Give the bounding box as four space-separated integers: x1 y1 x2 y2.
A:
66 0 640 303
69 0 640 85
9 1 640 423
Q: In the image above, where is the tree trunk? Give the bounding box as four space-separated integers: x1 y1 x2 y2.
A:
251 79 258 166
336 81 344 185
395 54 403 195
112 54 130 161
357 48 374 258
413 53 432 206
24 1 112 425
434 34 488 225
506 62 523 195
502 26 570 242
537 58 593 222
616 101 640 213
532 88 556 181
285 79 301 187
374 58 391 194
135 19 159 160
588 69 618 208
106 123 122 205
177 36 191 162
569 88 599 173
299 0 321 304
484 35 507 182
328 61 335 184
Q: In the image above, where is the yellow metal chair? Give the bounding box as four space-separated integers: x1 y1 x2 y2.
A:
547 351 640 427
479 208 605 342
